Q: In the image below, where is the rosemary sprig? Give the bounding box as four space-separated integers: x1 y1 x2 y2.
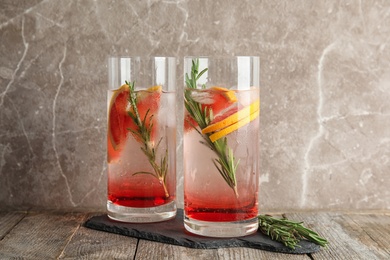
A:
258 214 328 250
125 81 169 198
184 59 239 196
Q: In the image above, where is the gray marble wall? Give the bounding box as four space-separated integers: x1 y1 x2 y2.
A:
1 0 389 211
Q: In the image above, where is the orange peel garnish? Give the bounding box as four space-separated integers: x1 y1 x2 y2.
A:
202 99 260 134
205 99 260 142
211 86 237 103
147 85 162 92
209 109 259 142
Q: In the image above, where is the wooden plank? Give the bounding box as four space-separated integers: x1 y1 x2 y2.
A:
286 212 365 259
58 213 138 259
340 213 390 258
0 211 85 259
0 211 26 240
216 247 311 259
135 239 219 260
285 212 390 260
135 239 310 259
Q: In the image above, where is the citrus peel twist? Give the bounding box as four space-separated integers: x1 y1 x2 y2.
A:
202 99 260 142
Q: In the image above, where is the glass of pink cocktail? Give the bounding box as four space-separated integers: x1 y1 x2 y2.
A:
107 56 176 222
183 56 260 237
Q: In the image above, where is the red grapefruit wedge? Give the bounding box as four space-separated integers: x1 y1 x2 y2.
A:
108 84 162 162
184 87 237 132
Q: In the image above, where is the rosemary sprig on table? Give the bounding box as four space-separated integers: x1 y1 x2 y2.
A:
125 81 169 198
258 214 328 249
184 59 239 197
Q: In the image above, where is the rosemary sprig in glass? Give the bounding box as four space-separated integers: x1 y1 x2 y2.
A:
258 214 328 249
184 59 239 197
184 60 327 249
125 81 169 198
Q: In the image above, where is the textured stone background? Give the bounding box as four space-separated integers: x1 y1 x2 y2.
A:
1 0 389 211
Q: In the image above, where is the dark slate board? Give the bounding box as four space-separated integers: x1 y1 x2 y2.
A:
84 209 320 254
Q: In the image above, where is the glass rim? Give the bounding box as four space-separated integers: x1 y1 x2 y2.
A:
184 55 259 59
108 55 176 59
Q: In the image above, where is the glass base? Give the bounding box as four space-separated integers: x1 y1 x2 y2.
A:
107 200 176 223
184 215 258 237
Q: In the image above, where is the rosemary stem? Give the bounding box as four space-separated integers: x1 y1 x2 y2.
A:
184 59 239 197
126 81 170 198
258 214 329 249
160 178 169 198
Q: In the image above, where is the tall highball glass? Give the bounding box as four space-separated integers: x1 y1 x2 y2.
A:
183 56 260 237
107 56 176 222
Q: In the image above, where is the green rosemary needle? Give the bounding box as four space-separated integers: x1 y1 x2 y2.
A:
125 81 169 198
258 214 328 250
184 59 239 196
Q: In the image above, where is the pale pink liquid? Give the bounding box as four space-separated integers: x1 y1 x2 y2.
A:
184 88 260 222
107 90 176 208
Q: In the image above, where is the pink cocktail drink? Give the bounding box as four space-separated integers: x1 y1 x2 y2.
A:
107 89 176 206
184 88 259 221
107 57 176 223
183 57 260 237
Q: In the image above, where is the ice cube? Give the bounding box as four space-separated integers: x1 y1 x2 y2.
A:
158 92 176 127
190 90 214 104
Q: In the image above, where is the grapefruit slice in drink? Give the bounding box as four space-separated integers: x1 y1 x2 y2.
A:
107 84 162 163
184 87 237 132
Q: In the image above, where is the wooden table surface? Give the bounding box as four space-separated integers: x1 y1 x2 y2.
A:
0 210 389 259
